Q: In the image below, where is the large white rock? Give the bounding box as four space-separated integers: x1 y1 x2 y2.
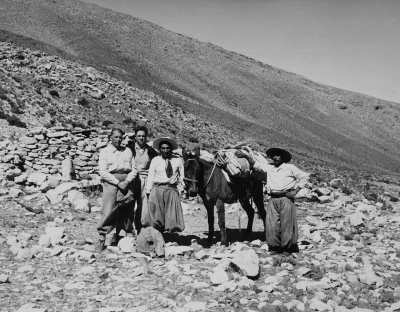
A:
74 199 90 212
54 182 78 195
61 157 73 180
45 227 65 240
349 212 365 226
165 246 193 257
27 172 48 185
210 269 229 285
118 237 136 253
309 298 330 311
68 190 85 204
231 249 259 278
45 190 64 204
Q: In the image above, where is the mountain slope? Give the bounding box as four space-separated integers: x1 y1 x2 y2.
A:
0 0 399 173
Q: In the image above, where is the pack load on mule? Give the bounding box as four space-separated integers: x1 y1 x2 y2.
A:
200 144 271 181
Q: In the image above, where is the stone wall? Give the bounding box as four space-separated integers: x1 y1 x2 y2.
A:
0 126 110 186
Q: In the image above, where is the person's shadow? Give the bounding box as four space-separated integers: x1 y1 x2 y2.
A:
175 228 266 248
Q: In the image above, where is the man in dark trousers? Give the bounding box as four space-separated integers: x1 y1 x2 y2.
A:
237 147 309 255
127 126 158 234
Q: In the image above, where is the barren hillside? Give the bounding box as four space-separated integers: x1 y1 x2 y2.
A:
0 0 400 173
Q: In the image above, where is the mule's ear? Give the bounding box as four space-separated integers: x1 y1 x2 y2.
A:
182 147 188 162
194 146 200 160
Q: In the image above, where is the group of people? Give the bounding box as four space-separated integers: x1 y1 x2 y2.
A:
97 126 309 256
97 127 185 251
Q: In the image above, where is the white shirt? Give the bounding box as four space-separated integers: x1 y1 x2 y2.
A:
99 144 138 185
146 155 184 194
253 162 309 194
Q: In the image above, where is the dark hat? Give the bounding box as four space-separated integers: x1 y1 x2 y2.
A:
266 148 292 163
153 137 178 150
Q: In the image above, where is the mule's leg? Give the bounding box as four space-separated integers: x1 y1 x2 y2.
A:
216 199 227 246
253 181 266 232
240 198 254 237
204 202 215 243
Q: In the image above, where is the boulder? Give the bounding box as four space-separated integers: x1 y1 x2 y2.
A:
45 190 64 204
8 187 23 198
47 131 69 138
61 157 73 180
231 249 260 278
210 269 229 285
118 237 136 253
67 190 85 203
27 172 48 185
165 246 193 257
54 182 78 195
74 198 90 212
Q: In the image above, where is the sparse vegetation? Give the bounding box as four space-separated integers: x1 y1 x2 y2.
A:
102 120 113 127
49 89 59 97
0 109 27 128
77 96 89 107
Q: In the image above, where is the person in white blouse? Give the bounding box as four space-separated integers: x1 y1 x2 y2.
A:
97 128 138 251
144 137 185 236
237 147 309 255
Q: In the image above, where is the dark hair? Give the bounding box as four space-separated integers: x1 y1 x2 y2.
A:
135 125 148 136
110 128 124 137
159 141 172 149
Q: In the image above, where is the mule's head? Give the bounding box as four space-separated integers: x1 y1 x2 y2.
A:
182 146 201 197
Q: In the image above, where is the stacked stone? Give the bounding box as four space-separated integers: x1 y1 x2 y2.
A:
0 127 109 183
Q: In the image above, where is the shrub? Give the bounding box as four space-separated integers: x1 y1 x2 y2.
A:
77 97 89 107
48 108 57 116
0 110 27 128
102 120 113 127
123 118 135 126
188 137 199 143
49 90 59 97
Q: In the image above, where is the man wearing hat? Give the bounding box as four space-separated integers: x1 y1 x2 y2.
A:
237 147 309 254
144 137 185 236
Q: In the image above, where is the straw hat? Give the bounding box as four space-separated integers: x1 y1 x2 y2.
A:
153 137 178 150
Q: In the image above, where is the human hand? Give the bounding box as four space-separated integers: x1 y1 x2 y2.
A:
286 188 299 199
118 180 129 191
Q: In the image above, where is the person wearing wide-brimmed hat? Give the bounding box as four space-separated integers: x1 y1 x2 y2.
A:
236 147 309 255
144 137 185 235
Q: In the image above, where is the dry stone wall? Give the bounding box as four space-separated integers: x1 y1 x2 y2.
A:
0 126 112 187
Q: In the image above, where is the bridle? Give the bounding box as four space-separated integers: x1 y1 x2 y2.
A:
183 158 217 189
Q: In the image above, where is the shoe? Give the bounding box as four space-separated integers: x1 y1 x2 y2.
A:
96 240 106 252
110 233 119 246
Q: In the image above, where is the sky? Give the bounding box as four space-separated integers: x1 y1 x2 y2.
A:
81 0 400 104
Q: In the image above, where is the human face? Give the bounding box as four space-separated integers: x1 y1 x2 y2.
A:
110 131 123 148
271 154 284 167
135 130 147 147
160 143 172 159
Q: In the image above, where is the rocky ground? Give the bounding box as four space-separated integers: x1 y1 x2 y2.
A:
1 180 400 312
